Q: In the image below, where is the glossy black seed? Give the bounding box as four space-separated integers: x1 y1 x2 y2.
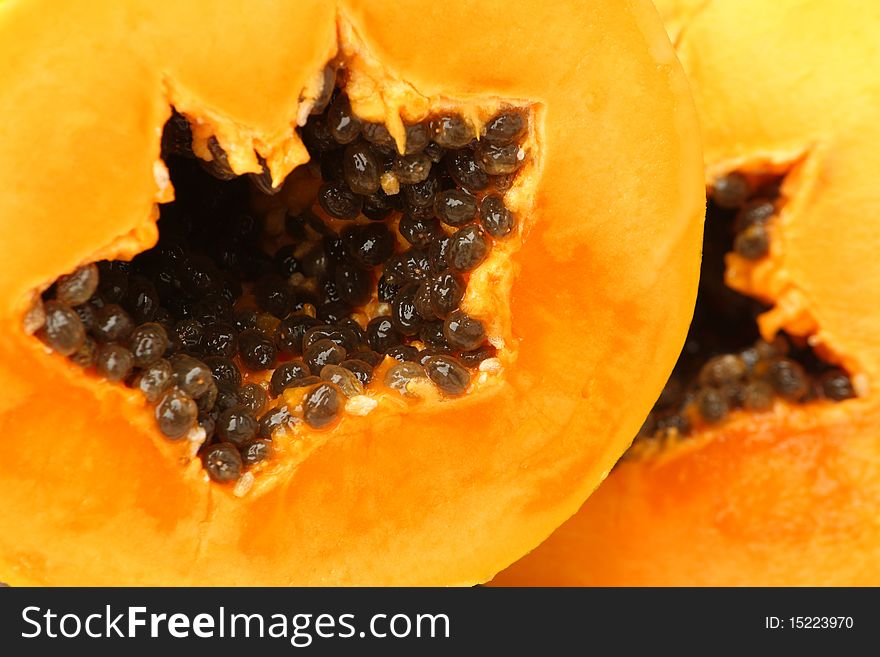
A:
253 276 293 318
696 388 729 423
340 359 374 386
216 407 258 447
327 94 362 144
239 383 270 416
171 318 203 353
274 315 318 356
300 242 332 279
404 174 441 210
428 235 452 274
334 263 372 306
734 199 775 232
430 271 465 319
96 266 129 304
711 172 751 208
269 360 312 397
385 362 428 396
414 281 436 321
303 383 343 429
420 320 450 350
443 310 485 350
343 224 394 268
446 150 489 191
301 114 339 154
447 225 490 273
400 248 433 282
122 275 159 324
129 322 170 367
214 382 241 412
391 286 423 336
387 344 420 363
203 356 241 387
273 244 300 278
482 110 526 144
479 194 516 238
241 439 274 467
734 224 770 260
40 300 85 356
431 115 473 148
202 443 242 483
698 354 748 388
820 369 855 401
198 409 218 441
258 405 296 439
377 276 400 303
156 387 198 439
317 301 354 325
434 189 477 227
137 358 174 402
201 322 238 359
393 152 432 185
304 339 347 374
362 122 394 146
476 142 524 176
458 343 497 368
362 317 398 354
302 325 357 352
70 336 98 368
767 358 809 401
424 355 471 396
238 329 277 371
403 122 430 154
343 141 381 195
398 214 441 248
56 264 99 306
191 292 233 326
320 364 364 397
92 303 134 344
170 354 214 399
362 189 400 221
318 181 363 221
742 380 774 411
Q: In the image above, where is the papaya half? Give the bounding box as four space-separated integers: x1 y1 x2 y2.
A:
493 0 880 587
0 0 703 585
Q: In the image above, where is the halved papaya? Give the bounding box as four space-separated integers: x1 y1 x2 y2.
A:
0 0 703 585
494 0 880 586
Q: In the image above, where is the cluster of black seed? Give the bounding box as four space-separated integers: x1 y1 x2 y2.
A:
633 180 855 449
32 69 526 484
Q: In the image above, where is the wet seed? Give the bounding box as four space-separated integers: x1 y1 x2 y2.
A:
820 369 855 401
711 172 751 208
129 322 169 367
304 338 347 373
56 264 99 306
479 194 516 238
238 383 269 415
443 310 486 350
269 360 312 397
238 329 277 371
241 439 273 467
447 225 490 273
766 358 809 401
156 387 198 439
434 189 477 227
217 407 258 446
475 142 524 176
303 382 343 428
431 115 473 148
320 364 364 397
424 355 471 396
384 362 429 396
39 300 85 356
202 443 242 483
343 141 381 195
482 110 526 144
318 181 363 220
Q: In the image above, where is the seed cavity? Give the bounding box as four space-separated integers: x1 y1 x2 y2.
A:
30 64 530 486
